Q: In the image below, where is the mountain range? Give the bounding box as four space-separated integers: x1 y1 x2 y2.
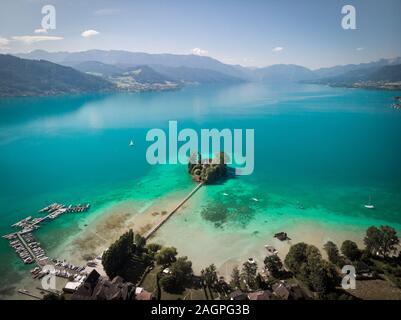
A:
0 54 114 97
1 49 401 96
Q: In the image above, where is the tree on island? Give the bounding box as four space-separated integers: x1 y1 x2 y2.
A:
188 152 201 173
188 152 228 184
340 240 361 261
264 255 283 278
155 246 178 266
102 229 135 279
160 256 194 293
364 226 399 258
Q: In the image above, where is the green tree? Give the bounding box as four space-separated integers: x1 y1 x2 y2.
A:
201 264 218 288
323 241 342 266
284 242 309 274
171 256 193 283
134 233 146 251
159 274 177 293
264 255 283 278
241 260 258 290
102 229 135 279
306 259 338 293
230 266 241 289
364 226 399 258
188 152 201 173
155 247 178 266
146 243 162 253
285 242 338 294
340 240 361 261
255 273 269 290
160 256 193 293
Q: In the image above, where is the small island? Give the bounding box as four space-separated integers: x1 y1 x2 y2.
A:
187 152 229 184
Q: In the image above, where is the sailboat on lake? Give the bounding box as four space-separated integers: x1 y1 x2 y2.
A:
364 196 375 209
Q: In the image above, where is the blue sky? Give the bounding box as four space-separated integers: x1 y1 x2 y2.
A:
0 0 400 69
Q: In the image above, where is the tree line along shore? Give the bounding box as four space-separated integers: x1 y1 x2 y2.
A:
43 224 401 301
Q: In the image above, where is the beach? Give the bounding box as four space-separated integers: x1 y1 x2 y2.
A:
2 170 401 299
52 176 381 281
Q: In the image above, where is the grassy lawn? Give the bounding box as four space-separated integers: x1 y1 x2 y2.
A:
140 266 207 300
161 287 206 300
140 266 159 293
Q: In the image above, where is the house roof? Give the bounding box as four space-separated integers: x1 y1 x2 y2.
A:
136 290 154 300
248 290 273 300
272 282 306 300
71 272 133 300
273 283 290 300
229 290 248 300
64 281 81 292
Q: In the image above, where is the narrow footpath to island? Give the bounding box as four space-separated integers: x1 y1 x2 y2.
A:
144 182 204 240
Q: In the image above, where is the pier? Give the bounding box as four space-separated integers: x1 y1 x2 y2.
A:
17 289 42 300
16 233 40 264
144 182 204 240
3 202 90 267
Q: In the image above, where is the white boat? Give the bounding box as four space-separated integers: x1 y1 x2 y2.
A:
129 140 134 146
364 196 375 209
265 245 278 255
252 197 259 202
223 193 229 196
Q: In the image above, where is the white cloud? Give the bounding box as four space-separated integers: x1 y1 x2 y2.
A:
12 35 63 44
272 46 284 52
0 37 10 49
191 48 209 56
94 8 120 16
81 29 100 38
34 28 48 34
356 47 364 51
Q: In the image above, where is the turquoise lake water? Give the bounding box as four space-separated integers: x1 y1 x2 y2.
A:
0 83 401 295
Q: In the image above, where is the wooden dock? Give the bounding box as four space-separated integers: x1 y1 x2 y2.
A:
144 182 204 240
18 289 42 300
15 232 40 265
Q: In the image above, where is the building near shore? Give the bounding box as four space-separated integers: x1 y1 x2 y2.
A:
247 290 273 300
272 282 307 300
71 270 134 300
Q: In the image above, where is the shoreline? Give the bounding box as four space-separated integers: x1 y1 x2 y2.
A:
151 214 369 280
0 185 199 299
2 179 400 299
51 186 201 265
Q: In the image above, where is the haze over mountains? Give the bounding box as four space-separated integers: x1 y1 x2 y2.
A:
16 49 401 82
1 49 401 96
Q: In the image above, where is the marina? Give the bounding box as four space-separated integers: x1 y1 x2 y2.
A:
2 202 92 298
3 203 90 267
